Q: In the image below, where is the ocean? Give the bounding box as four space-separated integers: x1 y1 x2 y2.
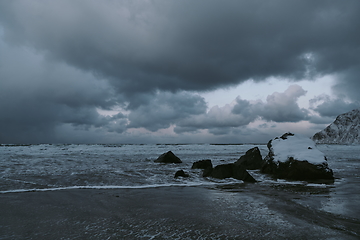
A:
0 143 359 239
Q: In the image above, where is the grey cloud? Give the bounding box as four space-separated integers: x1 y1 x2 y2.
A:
234 85 310 123
127 91 207 132
231 99 254 115
308 115 336 125
216 126 273 144
332 68 360 102
106 119 129 134
0 0 359 98
260 85 309 122
208 128 231 136
258 123 277 129
176 85 309 135
175 102 259 134
309 94 360 118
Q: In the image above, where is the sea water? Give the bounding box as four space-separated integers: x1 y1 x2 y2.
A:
0 144 268 192
0 144 359 239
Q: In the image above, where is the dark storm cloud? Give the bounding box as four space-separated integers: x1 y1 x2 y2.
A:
127 91 207 131
1 0 360 143
0 43 118 143
0 37 209 142
331 68 360 103
1 0 360 98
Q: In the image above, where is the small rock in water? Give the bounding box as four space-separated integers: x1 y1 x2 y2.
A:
203 163 256 183
191 159 213 169
154 151 182 163
174 170 189 178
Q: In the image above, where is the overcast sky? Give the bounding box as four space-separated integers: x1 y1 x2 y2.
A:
1 0 360 144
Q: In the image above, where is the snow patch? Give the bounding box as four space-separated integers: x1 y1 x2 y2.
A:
271 134 326 165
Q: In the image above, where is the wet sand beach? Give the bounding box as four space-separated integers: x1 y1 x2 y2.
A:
1 185 359 240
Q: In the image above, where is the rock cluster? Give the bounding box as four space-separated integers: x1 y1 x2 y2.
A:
155 133 335 184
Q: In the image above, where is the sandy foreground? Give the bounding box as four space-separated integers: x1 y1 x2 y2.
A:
0 186 359 239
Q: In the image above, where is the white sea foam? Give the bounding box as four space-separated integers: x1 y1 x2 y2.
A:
0 181 245 194
306 183 328 187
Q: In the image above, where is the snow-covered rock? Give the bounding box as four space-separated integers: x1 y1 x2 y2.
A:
312 109 360 144
261 133 334 182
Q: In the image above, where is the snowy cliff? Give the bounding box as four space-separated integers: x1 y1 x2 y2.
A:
312 109 360 144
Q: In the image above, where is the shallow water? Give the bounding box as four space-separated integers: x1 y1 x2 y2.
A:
0 144 359 239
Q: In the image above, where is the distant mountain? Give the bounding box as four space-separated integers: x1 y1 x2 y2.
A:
312 109 360 144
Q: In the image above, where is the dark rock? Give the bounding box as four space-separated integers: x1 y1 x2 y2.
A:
210 163 234 179
235 147 264 170
154 151 182 163
174 170 189 178
280 132 294 140
261 158 334 182
192 159 213 169
202 167 213 177
206 163 256 182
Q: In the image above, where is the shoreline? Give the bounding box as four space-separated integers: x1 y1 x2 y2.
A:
1 186 359 239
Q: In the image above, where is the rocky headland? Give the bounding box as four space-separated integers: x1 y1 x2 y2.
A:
312 108 360 144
